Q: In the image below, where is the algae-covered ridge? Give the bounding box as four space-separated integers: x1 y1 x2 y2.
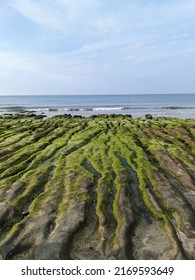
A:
0 113 195 260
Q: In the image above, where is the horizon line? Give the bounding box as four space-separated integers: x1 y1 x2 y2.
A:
0 93 195 96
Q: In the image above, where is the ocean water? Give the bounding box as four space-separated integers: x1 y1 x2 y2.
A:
0 94 195 118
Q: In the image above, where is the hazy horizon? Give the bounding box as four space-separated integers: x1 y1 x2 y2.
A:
0 0 195 95
0 93 195 96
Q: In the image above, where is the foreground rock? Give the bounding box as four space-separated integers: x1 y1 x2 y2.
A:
0 114 194 259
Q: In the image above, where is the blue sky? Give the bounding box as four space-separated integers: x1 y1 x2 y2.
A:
0 0 195 95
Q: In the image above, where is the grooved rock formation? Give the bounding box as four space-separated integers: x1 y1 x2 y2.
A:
0 114 195 260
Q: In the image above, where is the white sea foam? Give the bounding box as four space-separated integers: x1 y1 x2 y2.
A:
28 108 50 112
93 107 123 111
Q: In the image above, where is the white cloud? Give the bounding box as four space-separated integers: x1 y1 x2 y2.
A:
8 0 98 33
7 0 195 55
9 0 64 29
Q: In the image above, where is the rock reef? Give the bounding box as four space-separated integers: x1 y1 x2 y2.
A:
0 114 195 260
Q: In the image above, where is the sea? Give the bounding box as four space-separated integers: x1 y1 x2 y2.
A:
0 94 195 119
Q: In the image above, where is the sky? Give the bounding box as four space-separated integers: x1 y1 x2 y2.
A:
0 0 195 95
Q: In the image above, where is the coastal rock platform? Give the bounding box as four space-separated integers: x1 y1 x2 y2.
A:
0 114 195 260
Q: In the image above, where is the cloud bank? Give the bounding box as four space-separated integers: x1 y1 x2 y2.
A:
0 0 195 94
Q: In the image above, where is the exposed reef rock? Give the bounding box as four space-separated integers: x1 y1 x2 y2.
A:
145 114 153 119
0 114 195 260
